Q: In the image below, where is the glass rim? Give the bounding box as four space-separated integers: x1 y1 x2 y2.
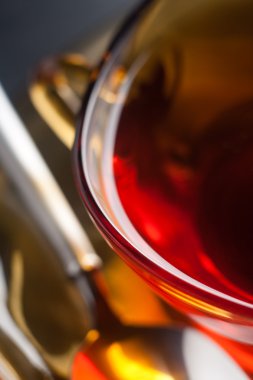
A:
73 0 253 320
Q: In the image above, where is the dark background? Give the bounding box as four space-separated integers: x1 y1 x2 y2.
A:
0 0 140 252
0 0 140 98
0 0 141 257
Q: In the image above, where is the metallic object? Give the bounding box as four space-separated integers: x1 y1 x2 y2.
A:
0 83 97 378
29 57 246 379
0 83 101 275
29 55 90 149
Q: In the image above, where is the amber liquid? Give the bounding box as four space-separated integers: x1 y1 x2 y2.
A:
111 41 253 304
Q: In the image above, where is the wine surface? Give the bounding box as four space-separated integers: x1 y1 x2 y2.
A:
111 40 253 303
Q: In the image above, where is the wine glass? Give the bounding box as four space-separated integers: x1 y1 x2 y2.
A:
31 0 253 376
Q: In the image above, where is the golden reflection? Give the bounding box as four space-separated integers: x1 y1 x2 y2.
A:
29 54 91 150
100 88 119 104
159 281 231 320
100 67 127 105
0 352 20 380
105 343 174 380
1 83 102 272
85 329 100 345
90 133 103 158
110 67 126 88
30 83 75 149
8 250 80 378
103 257 171 325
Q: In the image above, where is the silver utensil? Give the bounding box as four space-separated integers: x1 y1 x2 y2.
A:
0 84 246 379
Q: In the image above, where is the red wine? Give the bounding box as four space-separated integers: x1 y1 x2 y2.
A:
110 45 253 303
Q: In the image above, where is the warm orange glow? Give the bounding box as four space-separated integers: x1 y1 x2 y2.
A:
100 67 126 104
105 343 174 380
72 352 107 380
85 329 100 345
159 281 231 319
104 256 171 326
